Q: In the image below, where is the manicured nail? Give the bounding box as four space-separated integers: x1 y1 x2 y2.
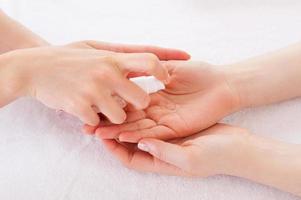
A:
138 142 150 152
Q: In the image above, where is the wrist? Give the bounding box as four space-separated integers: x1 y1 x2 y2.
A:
232 134 301 195
0 51 31 102
222 63 264 109
217 130 254 176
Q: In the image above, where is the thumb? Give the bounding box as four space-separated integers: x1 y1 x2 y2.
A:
137 138 188 168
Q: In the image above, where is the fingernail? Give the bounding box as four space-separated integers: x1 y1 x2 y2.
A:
138 142 150 152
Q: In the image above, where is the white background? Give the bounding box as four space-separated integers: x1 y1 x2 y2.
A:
0 0 301 199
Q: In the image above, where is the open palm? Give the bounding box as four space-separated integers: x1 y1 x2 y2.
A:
96 61 240 142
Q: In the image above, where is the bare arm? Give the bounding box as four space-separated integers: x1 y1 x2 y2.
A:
0 9 48 54
102 123 301 196
236 134 301 196
226 42 301 108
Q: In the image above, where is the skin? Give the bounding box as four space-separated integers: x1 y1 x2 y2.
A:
90 42 301 137
99 43 301 196
0 10 190 126
102 124 251 177
2 8 301 197
93 61 240 141
0 10 49 53
102 124 301 196
0 47 177 126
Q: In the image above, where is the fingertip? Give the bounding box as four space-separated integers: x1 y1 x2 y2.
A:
181 51 191 60
135 93 150 110
110 112 127 125
82 124 98 134
87 117 100 127
102 139 118 151
164 49 191 61
86 110 101 127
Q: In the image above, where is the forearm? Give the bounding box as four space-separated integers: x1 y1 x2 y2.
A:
225 42 301 108
0 51 30 107
232 135 301 196
0 10 49 54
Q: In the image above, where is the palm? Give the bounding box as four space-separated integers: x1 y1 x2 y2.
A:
98 61 239 142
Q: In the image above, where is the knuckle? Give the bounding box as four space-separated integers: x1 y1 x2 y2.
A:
102 55 117 66
145 53 159 69
92 67 111 82
67 97 89 115
79 88 93 100
75 104 89 115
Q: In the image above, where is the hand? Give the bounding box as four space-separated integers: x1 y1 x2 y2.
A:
64 40 191 133
103 123 301 196
95 61 241 141
102 124 250 177
64 40 190 61
0 46 173 126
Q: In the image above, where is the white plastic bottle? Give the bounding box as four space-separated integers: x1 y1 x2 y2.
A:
129 76 165 94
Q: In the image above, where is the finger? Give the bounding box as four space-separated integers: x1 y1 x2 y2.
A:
65 103 100 126
113 95 127 108
82 112 110 134
82 96 127 134
102 139 187 175
83 109 146 134
137 138 189 169
115 53 170 83
118 125 176 143
124 110 146 123
96 94 127 124
96 118 156 139
114 77 151 109
82 125 98 134
83 40 191 60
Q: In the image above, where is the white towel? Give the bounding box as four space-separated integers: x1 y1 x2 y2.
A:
0 0 301 199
